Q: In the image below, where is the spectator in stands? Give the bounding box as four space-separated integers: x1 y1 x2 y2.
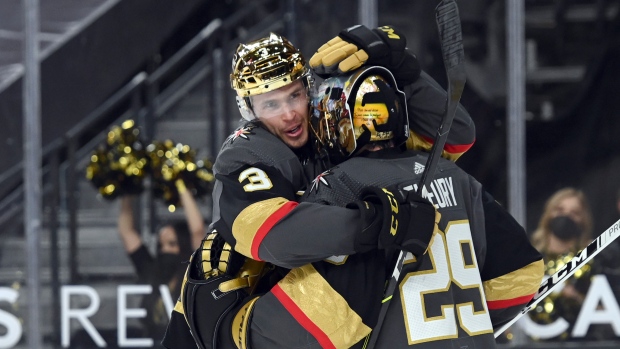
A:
531 187 593 255
529 187 594 340
117 179 205 346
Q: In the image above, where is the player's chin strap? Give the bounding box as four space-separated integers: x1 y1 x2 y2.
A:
236 96 256 121
494 218 620 337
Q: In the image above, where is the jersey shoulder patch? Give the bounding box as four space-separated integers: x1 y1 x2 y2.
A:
226 124 256 143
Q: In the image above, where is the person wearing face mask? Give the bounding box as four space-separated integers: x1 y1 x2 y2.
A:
528 187 596 341
117 179 206 346
531 187 593 257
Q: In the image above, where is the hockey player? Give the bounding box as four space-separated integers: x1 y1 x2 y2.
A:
226 67 544 348
214 25 477 268
163 26 476 348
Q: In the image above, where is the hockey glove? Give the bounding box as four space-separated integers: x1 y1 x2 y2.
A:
309 25 421 86
347 199 383 253
360 186 439 258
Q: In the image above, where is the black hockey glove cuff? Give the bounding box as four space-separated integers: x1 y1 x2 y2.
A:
346 199 383 253
360 186 439 258
309 24 421 86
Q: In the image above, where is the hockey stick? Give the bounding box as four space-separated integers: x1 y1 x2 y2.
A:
494 218 620 337
365 1 466 347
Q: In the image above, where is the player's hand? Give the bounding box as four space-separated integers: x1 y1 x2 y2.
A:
309 25 421 86
360 186 439 257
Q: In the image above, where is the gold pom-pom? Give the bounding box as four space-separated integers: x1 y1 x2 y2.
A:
86 120 214 206
146 140 214 209
85 120 147 200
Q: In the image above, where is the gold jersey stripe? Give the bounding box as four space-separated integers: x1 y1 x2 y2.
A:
232 197 291 258
277 264 371 348
483 259 544 302
406 130 466 162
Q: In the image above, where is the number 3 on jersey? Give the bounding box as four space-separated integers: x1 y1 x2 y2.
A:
400 220 493 344
238 167 273 192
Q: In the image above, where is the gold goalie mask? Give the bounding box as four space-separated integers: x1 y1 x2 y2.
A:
310 66 409 164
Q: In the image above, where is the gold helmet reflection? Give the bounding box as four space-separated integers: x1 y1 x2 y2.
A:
311 66 409 163
231 33 309 97
231 33 310 120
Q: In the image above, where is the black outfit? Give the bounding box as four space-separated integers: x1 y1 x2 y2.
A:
130 245 184 347
245 149 544 348
162 71 479 348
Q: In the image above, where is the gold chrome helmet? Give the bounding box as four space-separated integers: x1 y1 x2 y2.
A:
311 66 409 163
231 33 310 120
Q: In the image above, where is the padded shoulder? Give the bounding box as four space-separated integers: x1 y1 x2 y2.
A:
214 122 306 185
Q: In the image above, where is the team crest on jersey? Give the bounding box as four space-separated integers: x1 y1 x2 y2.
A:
228 125 255 143
310 170 333 193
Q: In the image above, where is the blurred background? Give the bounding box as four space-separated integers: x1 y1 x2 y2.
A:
1 0 620 348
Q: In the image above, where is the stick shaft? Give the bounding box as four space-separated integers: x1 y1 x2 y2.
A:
494 218 620 337
366 1 466 347
417 0 466 197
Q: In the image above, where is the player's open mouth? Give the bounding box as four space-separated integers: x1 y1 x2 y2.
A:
286 125 302 137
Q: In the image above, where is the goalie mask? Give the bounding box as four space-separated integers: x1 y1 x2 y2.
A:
310 66 409 164
231 33 311 120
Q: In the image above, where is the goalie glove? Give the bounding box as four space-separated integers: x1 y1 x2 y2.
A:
309 25 421 86
357 186 440 258
181 232 267 349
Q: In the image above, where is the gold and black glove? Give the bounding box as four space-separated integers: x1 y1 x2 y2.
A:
309 25 421 86
182 231 268 349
